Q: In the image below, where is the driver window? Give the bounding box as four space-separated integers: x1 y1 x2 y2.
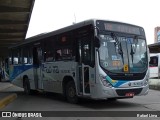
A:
99 41 108 61
82 39 91 63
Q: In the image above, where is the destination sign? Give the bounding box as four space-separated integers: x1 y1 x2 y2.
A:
96 20 143 35
104 23 141 35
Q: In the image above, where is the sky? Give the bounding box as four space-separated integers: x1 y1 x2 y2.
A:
26 0 160 45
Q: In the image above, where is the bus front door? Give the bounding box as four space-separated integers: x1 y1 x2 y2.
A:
33 46 43 89
78 38 91 95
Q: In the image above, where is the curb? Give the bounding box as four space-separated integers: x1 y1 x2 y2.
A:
149 79 160 91
0 93 17 109
0 84 13 91
149 85 160 91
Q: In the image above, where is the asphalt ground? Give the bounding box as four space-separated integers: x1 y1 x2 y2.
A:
0 82 17 109
0 79 159 110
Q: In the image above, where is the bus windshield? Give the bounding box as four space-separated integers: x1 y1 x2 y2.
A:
98 34 148 73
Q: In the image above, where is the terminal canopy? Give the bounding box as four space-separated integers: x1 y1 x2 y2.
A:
0 0 35 58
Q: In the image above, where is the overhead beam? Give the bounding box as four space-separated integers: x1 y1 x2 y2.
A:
0 33 25 40
0 38 23 41
0 20 27 25
0 40 21 44
0 12 29 21
0 32 25 35
0 29 25 33
0 24 27 29
0 5 30 12
0 42 16 45
0 0 32 8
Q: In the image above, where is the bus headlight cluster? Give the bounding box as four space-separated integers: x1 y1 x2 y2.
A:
99 74 112 87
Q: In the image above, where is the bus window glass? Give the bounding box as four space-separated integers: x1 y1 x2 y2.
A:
55 33 74 61
61 48 72 60
23 48 28 64
82 42 91 63
55 49 62 60
28 47 33 64
149 56 158 67
44 39 54 62
9 57 12 65
9 52 13 65
13 50 19 65
18 49 22 64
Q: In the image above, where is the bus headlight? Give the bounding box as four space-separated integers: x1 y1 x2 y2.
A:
99 74 112 87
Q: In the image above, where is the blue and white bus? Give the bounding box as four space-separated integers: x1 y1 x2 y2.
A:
8 19 149 103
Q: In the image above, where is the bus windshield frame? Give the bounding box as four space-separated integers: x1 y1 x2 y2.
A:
96 20 148 74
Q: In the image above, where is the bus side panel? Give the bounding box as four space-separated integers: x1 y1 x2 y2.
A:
9 64 34 88
149 67 159 78
21 65 35 90
42 62 60 93
42 61 77 93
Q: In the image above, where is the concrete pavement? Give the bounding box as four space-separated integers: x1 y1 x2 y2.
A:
149 78 160 90
0 79 159 110
0 82 17 109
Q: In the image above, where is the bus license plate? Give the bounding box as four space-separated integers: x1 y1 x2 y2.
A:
125 92 134 97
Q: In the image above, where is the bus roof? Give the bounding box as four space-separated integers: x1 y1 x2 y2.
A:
9 19 144 49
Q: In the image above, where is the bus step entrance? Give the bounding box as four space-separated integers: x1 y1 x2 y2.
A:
79 66 90 95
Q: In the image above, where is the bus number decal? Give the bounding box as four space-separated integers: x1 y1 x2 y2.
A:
61 70 70 73
44 66 59 73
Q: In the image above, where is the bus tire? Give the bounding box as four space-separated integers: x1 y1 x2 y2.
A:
23 78 32 95
66 81 78 104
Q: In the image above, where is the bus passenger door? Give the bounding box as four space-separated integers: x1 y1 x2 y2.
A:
33 46 43 89
78 38 91 95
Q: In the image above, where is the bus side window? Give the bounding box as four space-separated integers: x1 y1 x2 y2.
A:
33 47 39 65
9 51 13 65
13 50 19 65
81 38 91 64
55 49 62 60
23 47 28 64
28 47 33 64
18 48 23 64
9 57 12 65
43 39 54 62
149 56 158 67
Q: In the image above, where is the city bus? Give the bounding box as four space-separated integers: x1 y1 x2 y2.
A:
8 19 149 103
149 53 160 78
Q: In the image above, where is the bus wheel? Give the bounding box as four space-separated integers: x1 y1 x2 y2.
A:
66 81 78 104
24 78 31 95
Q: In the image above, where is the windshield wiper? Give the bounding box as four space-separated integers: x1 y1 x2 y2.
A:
130 36 138 63
111 33 119 46
111 33 124 64
118 42 124 64
130 44 135 63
